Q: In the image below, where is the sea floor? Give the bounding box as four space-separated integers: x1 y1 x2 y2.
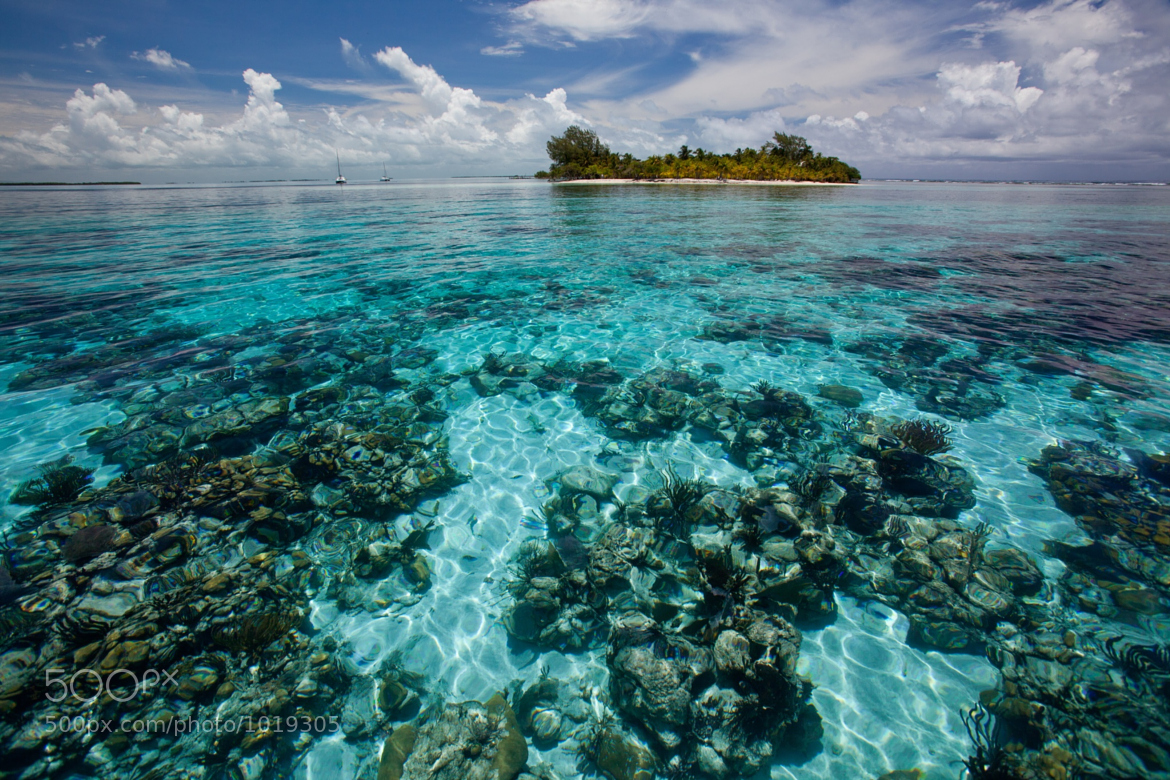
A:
0 180 1168 780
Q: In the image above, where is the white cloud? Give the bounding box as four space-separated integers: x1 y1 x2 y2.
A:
481 42 525 57
533 0 955 117
529 0 1169 175
511 0 652 41
340 38 370 70
789 49 1165 173
374 47 457 109
696 108 790 150
73 36 105 50
938 61 1043 113
989 0 1141 54
509 0 785 41
7 0 1168 181
0 50 590 174
131 48 191 70
505 87 577 143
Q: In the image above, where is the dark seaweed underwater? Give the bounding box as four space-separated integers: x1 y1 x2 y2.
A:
0 179 1168 780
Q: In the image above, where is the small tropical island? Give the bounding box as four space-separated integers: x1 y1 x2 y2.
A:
536 125 861 183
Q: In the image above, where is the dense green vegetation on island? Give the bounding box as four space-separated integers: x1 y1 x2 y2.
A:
536 125 860 183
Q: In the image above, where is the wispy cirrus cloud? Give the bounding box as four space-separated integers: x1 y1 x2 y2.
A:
4 0 1168 181
501 0 1169 177
510 0 653 41
131 48 190 70
481 41 525 57
340 37 372 71
73 36 105 50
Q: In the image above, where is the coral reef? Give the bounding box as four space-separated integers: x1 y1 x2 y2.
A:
1 239 1167 780
889 419 954 456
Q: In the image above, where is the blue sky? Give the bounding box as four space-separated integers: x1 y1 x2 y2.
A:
1 0 1168 181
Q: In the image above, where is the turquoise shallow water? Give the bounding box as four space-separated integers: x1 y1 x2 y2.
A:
1 180 1169 780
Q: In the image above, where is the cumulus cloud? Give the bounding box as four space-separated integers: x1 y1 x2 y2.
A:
505 87 578 143
938 61 1043 113
7 0 1167 180
0 49 590 174
789 48 1165 173
593 0 1166 176
0 74 296 168
73 36 105 50
374 47 460 109
508 0 1167 174
131 48 190 70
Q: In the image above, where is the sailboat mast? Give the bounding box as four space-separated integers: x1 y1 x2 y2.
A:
336 150 341 177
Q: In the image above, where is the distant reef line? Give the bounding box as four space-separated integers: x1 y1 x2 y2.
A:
537 126 861 184
0 181 141 186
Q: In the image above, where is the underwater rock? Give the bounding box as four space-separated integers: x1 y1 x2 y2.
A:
281 418 466 520
556 466 618 501
471 353 551 398
605 602 811 774
378 724 417 780
580 367 720 440
584 725 656 780
844 336 1006 420
295 384 349 414
845 516 1029 654
174 659 221 701
817 384 863 408
697 315 832 348
380 695 528 780
982 548 1044 596
181 396 290 447
529 707 563 744
504 541 605 650
872 447 977 519
341 676 381 737
713 630 751 674
608 612 710 749
690 685 777 776
351 521 436 591
75 591 139 619
62 524 120 562
1112 586 1164 614
379 677 418 719
0 648 37 706
349 355 402 390
587 524 659 589
907 618 971 651
1029 439 1170 549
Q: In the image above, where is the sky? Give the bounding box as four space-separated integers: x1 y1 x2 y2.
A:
0 0 1167 182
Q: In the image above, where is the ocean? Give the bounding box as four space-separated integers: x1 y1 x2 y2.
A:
1 179 1168 780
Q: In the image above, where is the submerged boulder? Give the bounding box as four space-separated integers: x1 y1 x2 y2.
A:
378 694 528 780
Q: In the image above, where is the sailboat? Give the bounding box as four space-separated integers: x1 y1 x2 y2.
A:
380 162 392 182
335 151 346 185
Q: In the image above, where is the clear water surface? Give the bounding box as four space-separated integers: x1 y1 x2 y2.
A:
1 180 1168 780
